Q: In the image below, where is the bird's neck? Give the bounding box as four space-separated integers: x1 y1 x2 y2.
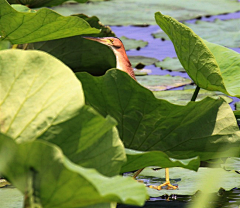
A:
113 48 136 80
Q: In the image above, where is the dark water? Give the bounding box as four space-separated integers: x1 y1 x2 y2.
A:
111 11 240 208
117 188 240 208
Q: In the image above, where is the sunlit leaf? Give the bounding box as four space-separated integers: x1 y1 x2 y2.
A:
222 157 240 171
155 12 240 98
77 69 240 161
52 0 240 25
0 0 99 44
0 134 148 207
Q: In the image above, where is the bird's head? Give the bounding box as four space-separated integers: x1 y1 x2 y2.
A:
83 37 123 50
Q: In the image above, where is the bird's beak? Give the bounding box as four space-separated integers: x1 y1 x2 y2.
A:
82 37 111 46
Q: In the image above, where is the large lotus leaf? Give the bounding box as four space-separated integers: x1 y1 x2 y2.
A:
30 14 116 75
139 167 240 196
0 0 99 44
155 57 184 72
121 149 200 173
153 89 232 105
0 134 148 207
155 12 227 93
153 19 240 48
204 41 240 97
0 49 84 142
0 50 125 177
77 69 240 161
120 36 148 51
7 0 87 8
38 105 126 177
136 74 192 91
52 0 240 25
129 56 159 69
155 12 240 98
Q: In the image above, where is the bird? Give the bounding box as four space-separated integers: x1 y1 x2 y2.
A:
83 36 177 190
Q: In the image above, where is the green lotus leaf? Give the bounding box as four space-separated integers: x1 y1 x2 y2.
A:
129 56 159 69
121 149 200 173
0 0 99 44
0 134 148 207
7 0 87 8
0 49 126 177
120 36 148 51
155 57 184 72
77 69 240 161
136 74 192 91
0 49 84 142
39 105 126 177
153 19 240 48
221 157 240 171
52 0 240 25
155 12 240 98
134 69 152 76
153 89 232 105
139 167 240 196
155 12 227 93
30 14 116 75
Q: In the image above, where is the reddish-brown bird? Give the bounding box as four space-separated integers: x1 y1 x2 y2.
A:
83 36 177 190
83 37 136 80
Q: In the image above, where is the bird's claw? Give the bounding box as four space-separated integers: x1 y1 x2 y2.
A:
148 181 178 190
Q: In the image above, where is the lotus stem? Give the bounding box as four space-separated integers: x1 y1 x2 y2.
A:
191 85 200 101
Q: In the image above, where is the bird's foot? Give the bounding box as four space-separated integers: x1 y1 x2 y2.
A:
148 181 178 190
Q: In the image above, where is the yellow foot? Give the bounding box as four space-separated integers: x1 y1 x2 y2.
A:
148 181 178 190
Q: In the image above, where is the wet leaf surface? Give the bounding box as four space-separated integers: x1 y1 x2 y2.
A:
0 0 99 44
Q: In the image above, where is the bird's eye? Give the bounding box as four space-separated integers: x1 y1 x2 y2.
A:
109 39 114 43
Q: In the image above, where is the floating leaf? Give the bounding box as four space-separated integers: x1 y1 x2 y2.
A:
141 167 240 196
7 0 87 8
129 56 159 69
121 149 200 173
0 0 99 44
52 0 240 25
30 14 116 75
222 157 240 171
136 74 192 91
153 19 240 48
134 69 152 76
153 89 232 105
77 69 240 161
0 134 148 207
155 12 240 98
155 57 184 72
120 36 148 51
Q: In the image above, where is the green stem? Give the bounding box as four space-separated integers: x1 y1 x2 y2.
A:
191 85 200 101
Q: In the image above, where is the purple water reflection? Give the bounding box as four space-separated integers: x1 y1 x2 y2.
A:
110 11 240 110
